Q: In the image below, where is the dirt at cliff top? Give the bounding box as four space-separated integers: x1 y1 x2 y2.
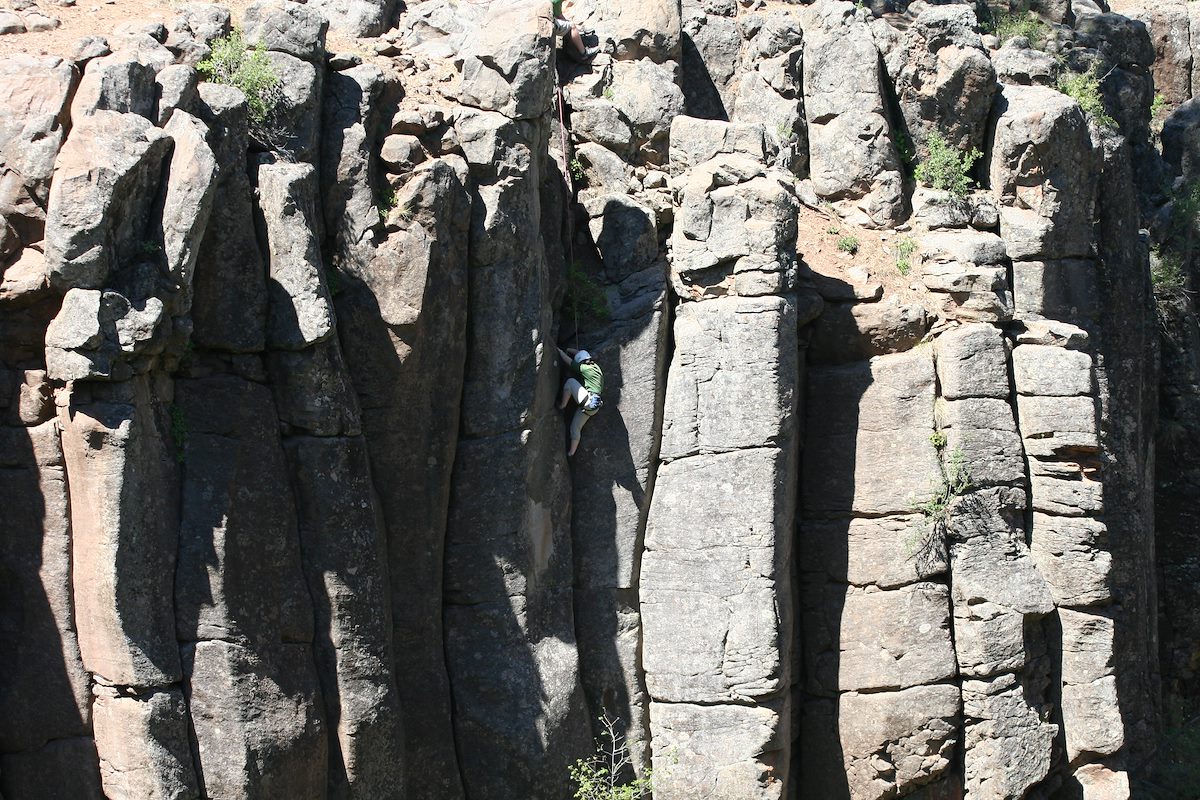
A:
0 0 365 58
796 204 928 307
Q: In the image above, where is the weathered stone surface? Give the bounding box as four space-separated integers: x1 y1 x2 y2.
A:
306 0 394 38
1030 514 1112 606
643 447 794 702
911 189 1000 231
669 116 767 168
91 686 198 800
659 295 796 459
805 581 956 694
989 84 1097 261
890 5 996 154
799 514 946 590
43 111 171 290
962 673 1056 799
935 323 1009 400
189 84 268 353
0 738 104 799
585 193 658 282
265 51 323 163
174 374 313 646
154 65 198 125
807 299 931 365
255 161 336 350
183 639 326 800
0 423 92 753
159 110 218 294
1011 259 1099 322
1013 344 1093 396
803 1 902 227
243 0 329 61
284 436 405 798
59 382 181 687
456 0 553 120
935 398 1026 488
992 40 1057 87
1072 764 1130 799
802 685 959 799
649 701 790 800
0 54 76 243
679 9 740 119
267 338 361 436
70 53 157 119
608 57 686 164
804 349 941 516
1061 675 1124 763
331 152 469 800
575 0 681 63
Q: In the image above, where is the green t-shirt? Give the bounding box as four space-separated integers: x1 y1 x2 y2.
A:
551 0 563 15
572 360 603 396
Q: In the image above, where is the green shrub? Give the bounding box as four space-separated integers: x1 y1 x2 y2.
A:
929 430 947 450
837 235 860 255
896 236 917 276
989 10 1049 49
1151 248 1188 300
914 132 982 199
569 714 653 800
569 158 586 185
1057 66 1116 129
198 28 282 125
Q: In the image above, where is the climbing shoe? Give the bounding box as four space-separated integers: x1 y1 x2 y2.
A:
581 45 600 60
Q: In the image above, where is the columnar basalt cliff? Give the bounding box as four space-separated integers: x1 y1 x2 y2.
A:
0 0 1194 797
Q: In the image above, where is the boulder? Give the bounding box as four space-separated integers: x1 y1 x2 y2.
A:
243 0 329 61
608 58 686 164
802 1 903 227
891 5 997 155
989 84 1098 261
43 111 172 291
70 53 157 119
91 686 198 800
254 161 336 350
961 673 1056 799
456 0 554 120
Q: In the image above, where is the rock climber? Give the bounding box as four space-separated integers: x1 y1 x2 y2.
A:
551 0 599 61
558 346 604 457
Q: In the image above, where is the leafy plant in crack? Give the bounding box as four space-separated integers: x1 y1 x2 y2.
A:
906 445 971 566
914 132 982 199
569 157 587 185
1057 64 1117 130
569 713 653 800
987 8 1050 49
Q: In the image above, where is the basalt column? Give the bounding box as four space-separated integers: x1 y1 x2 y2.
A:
641 119 801 800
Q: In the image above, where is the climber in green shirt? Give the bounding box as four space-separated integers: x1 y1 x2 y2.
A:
550 0 598 61
558 347 604 457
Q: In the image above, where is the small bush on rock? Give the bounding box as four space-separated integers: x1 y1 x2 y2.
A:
199 28 281 124
896 236 917 276
914 132 982 199
1057 65 1116 130
989 10 1049 49
569 713 653 800
837 235 860 255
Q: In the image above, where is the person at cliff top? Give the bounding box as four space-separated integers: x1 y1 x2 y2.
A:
551 0 599 61
558 346 604 457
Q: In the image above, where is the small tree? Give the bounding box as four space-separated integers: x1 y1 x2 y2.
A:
915 132 982 199
569 714 653 800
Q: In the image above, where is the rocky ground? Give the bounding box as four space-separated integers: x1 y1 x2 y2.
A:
1 0 1198 798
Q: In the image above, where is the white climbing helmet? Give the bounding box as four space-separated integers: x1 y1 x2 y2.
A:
574 350 592 363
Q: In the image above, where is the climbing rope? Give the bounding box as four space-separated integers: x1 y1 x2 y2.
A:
555 81 582 347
